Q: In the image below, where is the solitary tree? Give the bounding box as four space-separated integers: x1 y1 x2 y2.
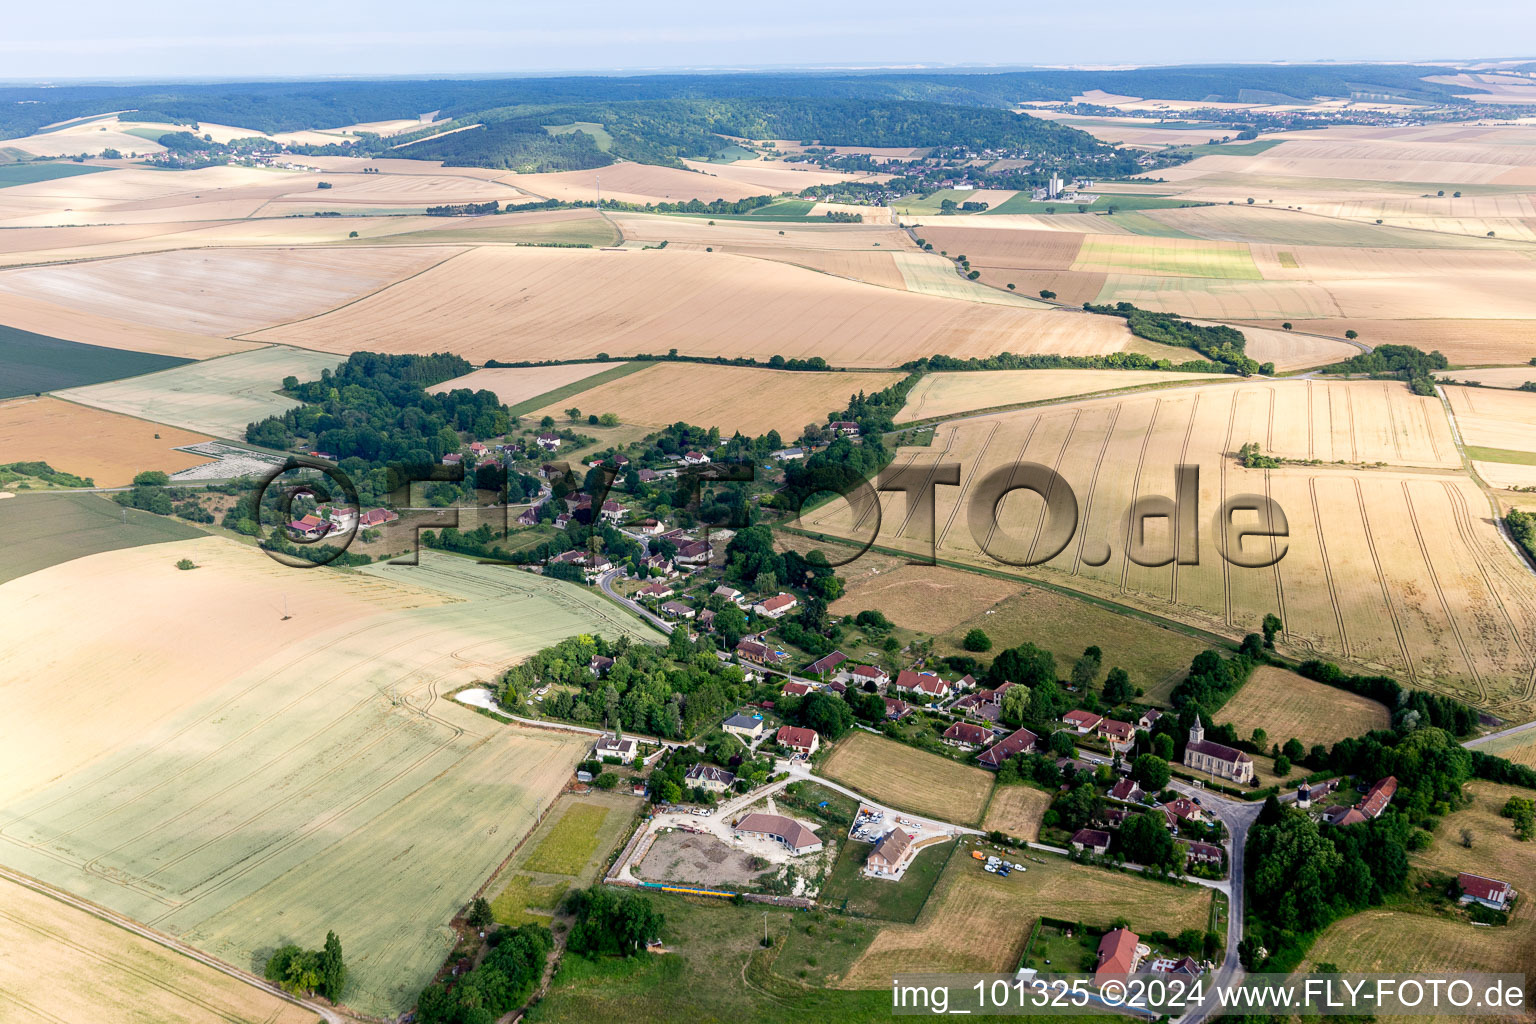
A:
1345 329 1358 340
963 628 992 652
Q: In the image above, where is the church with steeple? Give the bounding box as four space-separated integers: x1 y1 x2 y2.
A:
1182 719 1255 784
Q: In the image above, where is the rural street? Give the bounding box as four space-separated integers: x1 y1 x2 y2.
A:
1463 717 1536 749
0 864 343 1024
1166 780 1261 1024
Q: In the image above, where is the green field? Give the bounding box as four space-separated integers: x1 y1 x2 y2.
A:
0 547 657 1016
1467 445 1536 466
0 491 205 584
0 162 111 187
0 323 192 399
54 345 342 437
487 790 640 928
1172 139 1284 158
819 838 954 922
746 199 815 217
893 189 993 215
544 121 614 151
983 192 1201 216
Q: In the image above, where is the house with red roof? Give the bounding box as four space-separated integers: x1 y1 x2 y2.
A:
1360 776 1398 818
941 721 992 750
1062 709 1104 734
1457 872 1514 911
782 681 812 697
1099 718 1135 753
776 726 819 755
753 593 798 619
893 671 950 700
977 727 1037 769
1094 927 1142 984
1108 778 1142 802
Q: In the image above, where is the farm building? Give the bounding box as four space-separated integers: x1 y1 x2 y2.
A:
1457 872 1514 911
723 713 765 741
776 726 819 756
1072 828 1112 855
734 812 822 854
684 763 736 794
1094 927 1142 985
1182 721 1254 784
1359 776 1398 818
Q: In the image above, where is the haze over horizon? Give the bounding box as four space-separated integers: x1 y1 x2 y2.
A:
6 0 1535 82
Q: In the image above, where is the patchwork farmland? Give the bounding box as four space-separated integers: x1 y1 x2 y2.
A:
0 397 214 486
802 378 1536 714
0 539 655 1016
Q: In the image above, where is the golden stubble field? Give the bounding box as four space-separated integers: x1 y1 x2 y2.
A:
820 732 994 825
1217 665 1391 749
0 875 314 1024
802 378 1536 715
0 538 656 1016
525 362 905 438
0 397 214 485
247 245 1144 367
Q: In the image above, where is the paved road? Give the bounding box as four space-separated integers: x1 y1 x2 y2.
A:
598 567 673 633
1166 780 1262 1024
0 865 343 1024
1463 717 1536 749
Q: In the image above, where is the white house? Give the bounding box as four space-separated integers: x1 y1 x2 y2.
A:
592 734 637 763
753 593 798 619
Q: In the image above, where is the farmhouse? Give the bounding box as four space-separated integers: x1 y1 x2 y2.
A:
723 713 765 741
1072 828 1112 855
517 506 540 527
1099 719 1135 753
829 421 861 436
1359 776 1398 818
554 512 573 530
754 593 798 618
593 734 638 764
1094 928 1142 985
287 514 328 540
776 726 820 755
684 763 736 794
536 433 562 450
1182 721 1255 784
315 504 357 531
866 828 915 875
771 448 806 461
1457 872 1514 911
893 670 949 699
1062 710 1104 734
441 452 462 466
977 727 1037 769
682 451 711 465
359 507 398 528
782 680 812 697
808 651 848 677
734 812 822 854
941 721 992 750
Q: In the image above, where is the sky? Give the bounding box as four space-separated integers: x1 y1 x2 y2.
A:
4 0 1535 81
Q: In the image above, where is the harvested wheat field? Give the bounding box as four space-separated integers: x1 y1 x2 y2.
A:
1243 318 1536 366
980 785 1051 841
607 210 913 250
380 206 621 247
1437 366 1536 389
1474 461 1536 489
1074 235 1263 279
0 397 212 485
916 226 1084 270
0 538 654 1016
1235 323 1361 371
430 361 632 408
800 378 1536 713
679 157 883 192
510 163 783 205
841 850 1211 986
0 875 314 1024
265 172 523 208
0 291 263 359
820 733 993 825
248 245 1144 367
0 246 459 337
525 362 903 438
55 345 343 438
828 561 1024 634
891 251 1048 306
1445 385 1536 453
719 246 909 289
1217 666 1391 748
896 369 1231 422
